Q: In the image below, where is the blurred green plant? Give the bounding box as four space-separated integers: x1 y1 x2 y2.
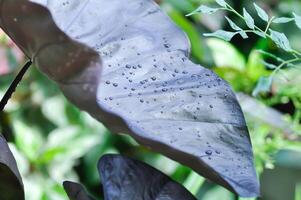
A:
188 0 301 96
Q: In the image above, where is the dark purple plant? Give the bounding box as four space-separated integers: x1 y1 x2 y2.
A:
0 0 259 197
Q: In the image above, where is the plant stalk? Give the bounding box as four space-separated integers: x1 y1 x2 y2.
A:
0 60 32 112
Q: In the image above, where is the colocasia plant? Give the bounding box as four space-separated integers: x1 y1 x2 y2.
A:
64 154 197 200
188 0 301 96
0 0 259 199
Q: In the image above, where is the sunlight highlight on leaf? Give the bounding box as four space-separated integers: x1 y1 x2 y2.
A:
273 17 294 24
225 17 248 39
186 5 219 16
269 29 292 52
204 30 237 41
243 8 255 29
293 12 301 30
215 0 227 7
254 3 269 22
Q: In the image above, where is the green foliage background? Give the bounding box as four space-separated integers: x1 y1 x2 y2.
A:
1 0 301 199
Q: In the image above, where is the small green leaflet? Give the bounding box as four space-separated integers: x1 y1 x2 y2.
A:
269 29 292 52
293 12 301 30
203 30 237 41
252 76 273 96
261 61 276 69
225 17 241 31
273 17 294 24
216 0 227 7
243 8 255 29
186 5 219 16
225 17 248 39
254 31 266 38
254 3 269 22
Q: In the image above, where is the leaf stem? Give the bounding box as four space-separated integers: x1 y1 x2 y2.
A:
226 3 264 32
271 58 300 77
265 16 275 33
225 2 301 57
292 50 301 57
0 60 32 112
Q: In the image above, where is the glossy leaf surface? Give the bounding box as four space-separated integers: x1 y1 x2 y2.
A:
0 0 259 196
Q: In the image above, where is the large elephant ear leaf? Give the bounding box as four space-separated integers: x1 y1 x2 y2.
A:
99 154 196 200
63 181 95 200
0 0 259 197
0 135 24 200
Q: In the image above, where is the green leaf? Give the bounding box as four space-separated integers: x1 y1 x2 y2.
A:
207 38 246 71
262 61 277 69
13 120 44 161
269 29 292 52
247 50 268 81
273 17 294 24
293 12 301 30
254 3 269 22
252 76 273 96
201 186 233 200
225 17 248 38
43 126 101 163
254 31 266 38
186 5 219 16
204 30 237 41
225 17 241 31
183 171 205 195
216 0 227 7
163 0 195 13
238 31 248 39
42 96 68 127
243 8 255 29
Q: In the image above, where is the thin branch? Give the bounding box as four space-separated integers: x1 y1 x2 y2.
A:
0 60 32 112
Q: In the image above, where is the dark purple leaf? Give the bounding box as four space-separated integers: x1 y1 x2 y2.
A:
0 135 24 200
63 181 95 200
0 0 259 197
64 154 196 200
99 154 197 200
